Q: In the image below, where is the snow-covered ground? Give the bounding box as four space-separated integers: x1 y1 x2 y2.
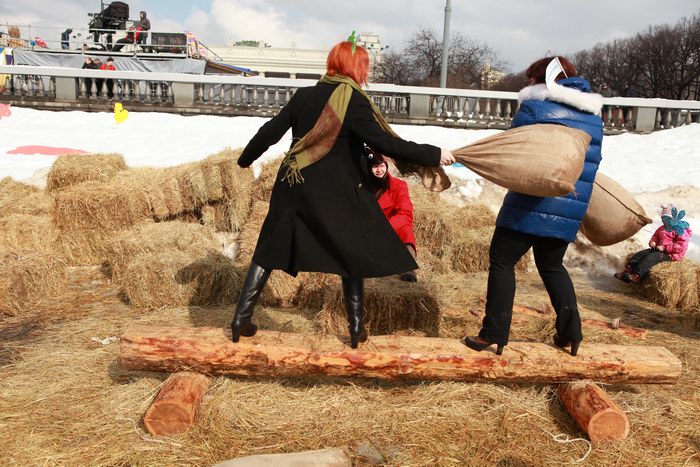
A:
1 106 698 264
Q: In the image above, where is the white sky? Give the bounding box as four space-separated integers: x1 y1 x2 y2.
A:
2 0 699 71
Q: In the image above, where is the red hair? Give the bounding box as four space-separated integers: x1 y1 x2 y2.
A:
525 56 577 84
326 41 370 86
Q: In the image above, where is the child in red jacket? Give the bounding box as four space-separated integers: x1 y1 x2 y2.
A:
366 148 418 282
615 204 692 284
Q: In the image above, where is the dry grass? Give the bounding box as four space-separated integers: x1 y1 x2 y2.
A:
46 153 127 192
320 277 441 336
236 201 269 263
0 177 51 217
2 269 699 465
119 251 241 309
294 273 341 310
55 228 117 266
0 253 66 316
643 260 700 310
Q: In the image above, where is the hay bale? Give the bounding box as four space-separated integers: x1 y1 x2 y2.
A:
0 215 56 255
106 222 220 281
450 227 530 273
46 153 127 192
253 158 282 202
416 250 450 274
53 178 151 230
0 253 66 316
0 177 51 217
320 277 441 336
643 260 700 310
204 149 254 231
294 273 340 310
260 270 300 308
119 251 241 309
446 204 495 230
236 201 269 262
410 186 453 259
56 228 117 266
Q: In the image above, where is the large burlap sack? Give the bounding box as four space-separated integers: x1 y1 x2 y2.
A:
580 172 651 246
452 124 591 197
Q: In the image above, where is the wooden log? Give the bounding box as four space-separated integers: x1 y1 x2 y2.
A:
215 448 352 467
143 371 211 436
557 382 630 443
120 326 682 384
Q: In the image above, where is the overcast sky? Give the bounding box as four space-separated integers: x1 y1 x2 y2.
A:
3 0 699 71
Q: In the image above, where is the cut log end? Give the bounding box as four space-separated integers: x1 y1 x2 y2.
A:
143 371 211 436
588 409 630 443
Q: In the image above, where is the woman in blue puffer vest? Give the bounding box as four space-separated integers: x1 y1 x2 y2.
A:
462 56 604 357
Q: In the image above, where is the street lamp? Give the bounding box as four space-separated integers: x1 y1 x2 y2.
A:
440 0 451 88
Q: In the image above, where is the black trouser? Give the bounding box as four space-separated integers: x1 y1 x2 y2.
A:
480 226 581 345
628 249 670 279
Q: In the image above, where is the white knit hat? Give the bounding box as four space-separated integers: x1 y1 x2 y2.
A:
660 204 674 218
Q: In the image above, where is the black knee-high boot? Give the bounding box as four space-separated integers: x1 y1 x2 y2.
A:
231 262 271 343
342 277 367 349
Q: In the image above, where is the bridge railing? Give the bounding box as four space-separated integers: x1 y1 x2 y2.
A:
1 65 699 132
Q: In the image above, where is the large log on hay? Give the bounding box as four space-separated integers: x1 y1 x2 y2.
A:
215 448 352 467
450 227 530 273
452 125 590 197
0 253 66 316
118 251 241 309
581 172 651 246
557 382 630 443
0 177 51 217
320 277 441 336
46 153 127 192
106 222 221 280
120 327 682 384
643 260 700 310
143 372 211 436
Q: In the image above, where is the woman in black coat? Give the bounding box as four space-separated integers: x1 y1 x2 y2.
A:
231 39 455 348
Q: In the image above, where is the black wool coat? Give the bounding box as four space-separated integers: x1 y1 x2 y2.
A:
238 82 441 278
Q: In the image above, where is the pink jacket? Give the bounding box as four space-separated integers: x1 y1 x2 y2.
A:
650 226 693 261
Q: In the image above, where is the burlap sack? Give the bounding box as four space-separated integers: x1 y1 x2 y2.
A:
580 172 651 246
452 124 591 197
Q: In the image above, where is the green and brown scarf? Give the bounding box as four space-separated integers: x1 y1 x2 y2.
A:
281 74 450 191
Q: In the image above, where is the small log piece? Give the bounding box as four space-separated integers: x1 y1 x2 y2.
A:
557 382 630 443
143 371 211 436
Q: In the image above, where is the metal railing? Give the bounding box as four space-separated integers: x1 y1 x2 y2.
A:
1 65 699 132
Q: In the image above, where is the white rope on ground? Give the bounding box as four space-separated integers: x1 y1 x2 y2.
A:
543 429 593 464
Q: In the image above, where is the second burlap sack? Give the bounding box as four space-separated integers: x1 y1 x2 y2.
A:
452 124 591 197
581 172 652 246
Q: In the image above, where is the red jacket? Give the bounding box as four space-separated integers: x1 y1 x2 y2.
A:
376 174 416 250
100 63 116 71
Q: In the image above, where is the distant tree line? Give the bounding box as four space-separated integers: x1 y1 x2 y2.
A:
381 12 700 100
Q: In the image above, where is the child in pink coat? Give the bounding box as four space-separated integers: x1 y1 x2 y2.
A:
615 204 692 284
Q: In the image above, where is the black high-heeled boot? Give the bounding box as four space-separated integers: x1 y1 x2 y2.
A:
553 305 582 356
342 277 367 349
460 336 505 355
231 262 271 343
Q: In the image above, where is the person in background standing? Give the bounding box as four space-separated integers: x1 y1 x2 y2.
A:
135 11 151 45
81 57 97 97
61 29 72 49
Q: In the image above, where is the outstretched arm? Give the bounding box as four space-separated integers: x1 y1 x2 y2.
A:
238 92 297 168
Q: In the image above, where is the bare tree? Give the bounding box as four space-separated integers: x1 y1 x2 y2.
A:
374 27 507 89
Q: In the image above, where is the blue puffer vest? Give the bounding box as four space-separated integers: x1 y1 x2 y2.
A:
496 77 604 242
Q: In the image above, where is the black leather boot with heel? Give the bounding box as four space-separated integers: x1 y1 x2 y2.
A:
342 277 367 349
553 305 582 356
230 262 271 343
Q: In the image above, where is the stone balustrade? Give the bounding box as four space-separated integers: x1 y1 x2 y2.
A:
1 65 699 133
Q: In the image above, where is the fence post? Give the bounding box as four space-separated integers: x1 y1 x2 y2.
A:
172 82 195 106
634 106 657 132
408 94 431 119
55 77 78 101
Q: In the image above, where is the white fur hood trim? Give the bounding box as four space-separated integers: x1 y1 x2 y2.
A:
518 82 603 114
